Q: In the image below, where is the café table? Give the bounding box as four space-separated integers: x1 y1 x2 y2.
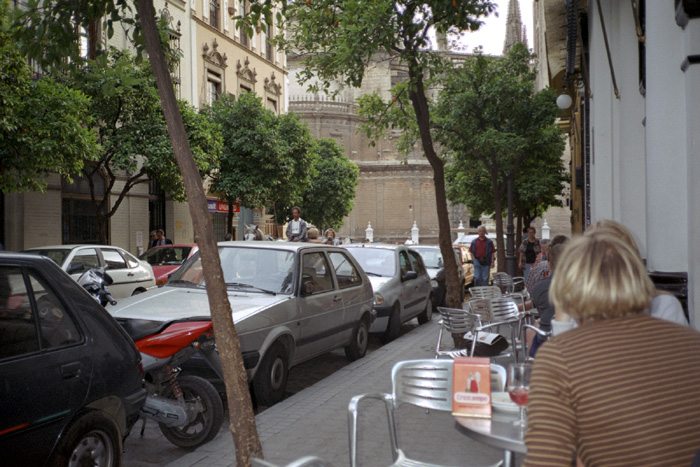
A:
454 412 526 467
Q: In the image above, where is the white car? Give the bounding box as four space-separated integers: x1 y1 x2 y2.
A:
24 245 155 300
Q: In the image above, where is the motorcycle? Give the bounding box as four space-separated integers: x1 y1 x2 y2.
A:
77 267 225 449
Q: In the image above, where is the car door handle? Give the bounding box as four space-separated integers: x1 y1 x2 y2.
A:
61 362 83 379
127 272 135 276
333 296 342 302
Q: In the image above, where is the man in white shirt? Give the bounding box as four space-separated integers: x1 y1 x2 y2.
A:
285 207 308 242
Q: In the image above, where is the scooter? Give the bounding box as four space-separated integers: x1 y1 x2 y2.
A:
77 267 225 448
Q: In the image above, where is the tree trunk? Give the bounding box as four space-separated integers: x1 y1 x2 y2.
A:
228 198 235 235
135 1 263 465
491 168 506 273
406 62 461 310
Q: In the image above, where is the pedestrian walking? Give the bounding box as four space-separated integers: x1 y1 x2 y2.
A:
286 207 308 242
469 225 495 287
519 226 541 281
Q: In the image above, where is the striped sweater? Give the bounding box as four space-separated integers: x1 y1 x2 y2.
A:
523 315 700 467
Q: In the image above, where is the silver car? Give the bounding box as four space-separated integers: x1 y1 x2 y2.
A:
107 242 374 406
24 244 155 300
344 244 432 343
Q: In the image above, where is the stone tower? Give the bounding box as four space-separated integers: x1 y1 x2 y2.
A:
503 0 528 54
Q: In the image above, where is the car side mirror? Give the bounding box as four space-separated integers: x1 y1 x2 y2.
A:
402 271 418 281
67 263 84 275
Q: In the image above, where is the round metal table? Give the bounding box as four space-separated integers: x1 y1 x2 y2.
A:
455 413 526 467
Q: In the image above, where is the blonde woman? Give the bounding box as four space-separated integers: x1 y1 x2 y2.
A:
323 228 339 246
585 219 688 326
523 234 700 466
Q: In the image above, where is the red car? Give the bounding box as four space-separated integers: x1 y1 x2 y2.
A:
139 244 198 285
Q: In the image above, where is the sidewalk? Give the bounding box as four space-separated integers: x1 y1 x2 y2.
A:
166 319 509 467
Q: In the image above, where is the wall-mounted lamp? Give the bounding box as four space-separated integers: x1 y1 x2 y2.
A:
556 93 573 110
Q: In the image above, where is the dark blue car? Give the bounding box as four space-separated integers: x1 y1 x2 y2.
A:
0 252 145 466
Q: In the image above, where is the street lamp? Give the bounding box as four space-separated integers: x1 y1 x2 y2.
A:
556 93 573 110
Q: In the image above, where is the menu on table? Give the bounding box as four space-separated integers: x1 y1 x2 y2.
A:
452 356 492 418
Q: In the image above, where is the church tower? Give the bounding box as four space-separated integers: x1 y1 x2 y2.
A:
503 0 528 54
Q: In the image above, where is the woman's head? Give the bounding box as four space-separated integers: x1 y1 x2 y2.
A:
550 234 654 322
325 228 336 239
307 227 319 239
585 219 639 256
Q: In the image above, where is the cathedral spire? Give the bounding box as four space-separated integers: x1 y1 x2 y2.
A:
502 0 527 55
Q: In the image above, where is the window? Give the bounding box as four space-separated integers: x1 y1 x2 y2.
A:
302 253 334 294
209 0 220 29
399 252 411 276
267 98 277 112
408 251 426 276
239 0 248 48
149 178 166 234
69 248 100 274
328 252 361 289
101 249 127 270
265 23 273 61
28 272 81 349
62 171 106 244
0 268 39 359
208 72 222 104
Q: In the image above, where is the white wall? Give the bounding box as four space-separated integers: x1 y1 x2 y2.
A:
644 1 688 273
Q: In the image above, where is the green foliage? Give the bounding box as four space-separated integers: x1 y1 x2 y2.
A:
69 49 220 206
0 0 98 192
435 43 566 258
301 138 359 231
208 93 317 220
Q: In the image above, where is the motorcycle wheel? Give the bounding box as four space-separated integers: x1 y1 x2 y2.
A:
158 375 224 449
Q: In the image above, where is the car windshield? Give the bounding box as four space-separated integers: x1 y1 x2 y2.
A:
23 249 71 266
169 246 296 294
345 248 396 277
140 246 193 266
413 248 444 269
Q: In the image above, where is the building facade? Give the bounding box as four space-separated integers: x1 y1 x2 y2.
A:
534 0 700 326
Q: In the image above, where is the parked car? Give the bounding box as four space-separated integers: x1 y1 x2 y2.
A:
24 245 156 300
344 244 432 343
0 252 146 466
412 246 465 308
107 242 374 406
452 244 475 288
139 243 198 285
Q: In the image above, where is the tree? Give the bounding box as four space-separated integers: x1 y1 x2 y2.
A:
301 138 359 231
208 93 317 234
0 0 98 193
66 49 221 244
11 0 265 464
283 0 496 309
434 43 565 270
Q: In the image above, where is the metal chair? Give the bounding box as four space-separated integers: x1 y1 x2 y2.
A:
252 457 330 467
436 306 510 359
488 297 526 362
468 285 502 299
348 359 503 467
491 273 528 310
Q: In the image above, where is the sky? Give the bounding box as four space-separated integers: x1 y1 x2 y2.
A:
456 0 534 56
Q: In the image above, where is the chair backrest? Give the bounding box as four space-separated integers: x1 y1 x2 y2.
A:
469 285 501 299
492 272 514 295
437 307 476 335
489 297 521 322
490 364 507 392
391 359 454 411
252 457 330 467
465 297 491 323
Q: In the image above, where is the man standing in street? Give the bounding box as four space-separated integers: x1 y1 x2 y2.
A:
155 229 173 246
469 225 495 287
150 230 158 248
286 207 308 242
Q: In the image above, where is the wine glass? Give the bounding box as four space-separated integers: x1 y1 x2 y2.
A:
508 363 532 426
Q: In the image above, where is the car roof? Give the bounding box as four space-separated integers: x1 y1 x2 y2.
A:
24 244 124 250
147 244 197 248
344 243 407 251
216 241 343 252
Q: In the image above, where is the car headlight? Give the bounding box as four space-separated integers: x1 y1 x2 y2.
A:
430 280 438 288
374 293 383 305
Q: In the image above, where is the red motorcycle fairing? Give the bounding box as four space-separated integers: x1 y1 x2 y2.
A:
135 321 213 359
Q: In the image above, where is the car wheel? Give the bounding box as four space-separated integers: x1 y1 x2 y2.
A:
132 288 146 296
50 411 120 467
253 341 289 406
158 375 224 449
345 315 370 361
381 303 401 344
418 297 433 324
